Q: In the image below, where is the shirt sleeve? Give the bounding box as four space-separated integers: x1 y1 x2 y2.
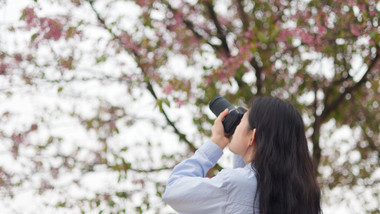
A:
233 154 246 168
162 140 228 214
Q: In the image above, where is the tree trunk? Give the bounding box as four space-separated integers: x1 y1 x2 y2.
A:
311 118 322 176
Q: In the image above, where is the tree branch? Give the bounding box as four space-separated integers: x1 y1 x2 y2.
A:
311 80 321 175
361 125 380 153
165 3 220 51
323 72 351 109
181 18 220 51
321 46 380 121
235 0 263 96
311 46 380 171
205 1 230 57
88 1 225 171
87 0 198 153
235 0 249 32
250 58 263 96
129 166 172 173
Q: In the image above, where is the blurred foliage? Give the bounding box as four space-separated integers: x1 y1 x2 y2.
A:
0 0 379 213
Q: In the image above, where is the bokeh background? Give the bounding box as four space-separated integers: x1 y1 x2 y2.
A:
0 0 379 213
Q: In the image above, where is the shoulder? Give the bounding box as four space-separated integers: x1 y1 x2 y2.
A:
222 164 256 180
218 164 258 191
217 164 259 211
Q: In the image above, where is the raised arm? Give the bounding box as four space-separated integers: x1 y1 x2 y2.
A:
162 141 228 213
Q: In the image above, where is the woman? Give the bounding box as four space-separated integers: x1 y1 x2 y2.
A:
163 97 322 214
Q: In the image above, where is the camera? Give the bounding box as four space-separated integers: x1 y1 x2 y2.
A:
209 96 247 136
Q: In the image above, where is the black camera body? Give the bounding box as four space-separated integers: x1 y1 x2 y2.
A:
209 96 247 136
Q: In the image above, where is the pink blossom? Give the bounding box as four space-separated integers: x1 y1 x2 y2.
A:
0 63 8 75
276 29 292 42
324 15 329 24
40 18 63 41
170 11 184 31
163 84 176 94
205 75 213 84
350 24 361 36
135 0 151 7
348 0 355 7
174 99 186 107
174 11 182 23
275 0 285 10
14 54 23 62
218 15 229 26
317 25 326 36
358 4 366 12
184 81 191 88
118 34 139 53
26 54 33 61
11 146 19 159
11 133 24 145
369 9 377 16
30 124 38 131
217 71 228 83
315 37 323 51
23 8 37 29
294 10 311 20
60 56 73 70
51 168 59 179
189 34 200 46
109 120 117 133
40 179 54 191
299 30 314 45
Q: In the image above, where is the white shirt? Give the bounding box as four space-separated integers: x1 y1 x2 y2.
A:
163 140 260 214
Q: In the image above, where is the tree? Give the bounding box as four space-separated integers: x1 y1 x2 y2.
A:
0 0 379 213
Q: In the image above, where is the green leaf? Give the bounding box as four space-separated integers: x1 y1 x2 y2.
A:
257 32 267 43
31 33 38 42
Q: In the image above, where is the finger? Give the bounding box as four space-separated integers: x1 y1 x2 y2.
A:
216 108 229 122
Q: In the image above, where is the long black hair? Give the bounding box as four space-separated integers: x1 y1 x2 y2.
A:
248 97 321 214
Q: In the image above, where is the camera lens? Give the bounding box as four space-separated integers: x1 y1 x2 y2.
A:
209 96 247 136
209 96 234 117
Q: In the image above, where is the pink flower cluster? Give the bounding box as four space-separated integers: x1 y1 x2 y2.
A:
23 7 37 30
276 9 330 50
21 7 80 47
173 11 183 29
167 10 184 32
118 33 139 53
218 42 254 83
350 24 361 37
276 27 324 50
297 28 315 45
40 17 63 41
0 63 8 75
135 0 152 7
59 56 74 69
274 0 286 10
174 99 186 107
162 84 176 95
275 28 293 43
14 54 23 62
10 124 38 159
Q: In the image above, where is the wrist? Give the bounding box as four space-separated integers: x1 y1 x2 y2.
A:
200 140 224 164
211 137 227 149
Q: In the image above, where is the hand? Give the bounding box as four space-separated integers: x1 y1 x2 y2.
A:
211 108 230 149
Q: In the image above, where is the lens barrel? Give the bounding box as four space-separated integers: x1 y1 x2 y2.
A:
209 96 235 117
209 96 247 136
